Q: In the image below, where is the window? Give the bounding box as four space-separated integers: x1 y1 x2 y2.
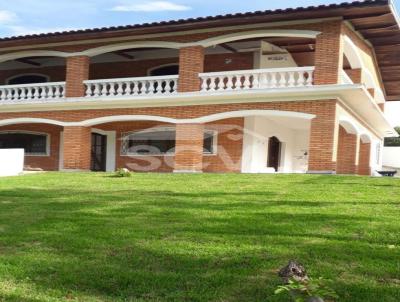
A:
7 74 49 85
121 128 217 155
0 132 48 155
149 65 179 76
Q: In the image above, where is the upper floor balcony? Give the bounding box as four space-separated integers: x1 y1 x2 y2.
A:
0 32 384 109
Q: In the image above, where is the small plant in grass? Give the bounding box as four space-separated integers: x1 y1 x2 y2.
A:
115 168 132 177
275 277 338 302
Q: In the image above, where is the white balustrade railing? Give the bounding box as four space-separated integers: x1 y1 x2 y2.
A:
199 67 314 92
0 82 65 101
84 75 179 97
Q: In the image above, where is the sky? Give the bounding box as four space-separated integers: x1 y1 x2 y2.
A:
0 0 399 38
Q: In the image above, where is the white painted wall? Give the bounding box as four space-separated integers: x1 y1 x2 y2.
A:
0 149 24 177
241 116 310 173
383 147 400 168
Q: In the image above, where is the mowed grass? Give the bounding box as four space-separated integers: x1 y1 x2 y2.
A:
0 173 399 302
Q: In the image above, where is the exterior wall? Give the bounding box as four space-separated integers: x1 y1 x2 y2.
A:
0 123 61 171
241 116 310 173
96 119 244 173
383 147 400 169
358 141 371 175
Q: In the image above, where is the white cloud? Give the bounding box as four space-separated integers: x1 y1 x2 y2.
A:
111 1 191 12
0 10 18 24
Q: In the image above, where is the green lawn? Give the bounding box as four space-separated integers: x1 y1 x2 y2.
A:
0 173 399 302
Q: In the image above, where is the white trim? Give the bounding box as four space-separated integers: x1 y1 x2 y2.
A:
147 63 179 76
338 117 360 135
6 73 50 85
0 118 66 127
0 50 69 64
0 130 50 156
198 29 320 47
91 128 116 172
360 133 372 143
120 126 218 156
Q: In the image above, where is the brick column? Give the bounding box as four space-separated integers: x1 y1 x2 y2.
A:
174 124 204 173
314 21 343 85
62 126 91 171
358 140 371 176
336 126 358 174
344 68 362 83
308 100 338 173
178 46 204 92
66 56 90 97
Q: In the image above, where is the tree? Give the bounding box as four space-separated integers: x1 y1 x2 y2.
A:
384 126 400 147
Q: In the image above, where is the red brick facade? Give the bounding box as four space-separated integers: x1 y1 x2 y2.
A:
0 18 385 175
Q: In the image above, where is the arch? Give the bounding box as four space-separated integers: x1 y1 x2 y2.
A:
81 115 177 126
0 118 66 127
81 41 183 57
0 50 69 64
338 117 359 135
190 110 316 124
199 29 320 48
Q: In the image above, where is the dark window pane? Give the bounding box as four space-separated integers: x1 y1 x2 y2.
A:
8 75 48 85
150 65 179 76
203 132 215 154
0 133 47 154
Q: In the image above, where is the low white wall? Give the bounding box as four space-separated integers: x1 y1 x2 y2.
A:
383 147 400 168
0 149 24 177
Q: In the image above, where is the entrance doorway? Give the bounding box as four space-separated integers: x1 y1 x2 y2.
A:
267 136 281 172
91 133 107 172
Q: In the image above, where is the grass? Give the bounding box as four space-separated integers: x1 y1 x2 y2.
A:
0 172 399 302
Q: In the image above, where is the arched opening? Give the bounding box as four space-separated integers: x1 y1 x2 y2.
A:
267 136 282 172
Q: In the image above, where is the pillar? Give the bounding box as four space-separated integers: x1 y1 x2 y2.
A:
308 100 338 174
178 46 204 92
314 21 343 85
174 123 204 173
336 126 359 174
65 56 90 97
62 126 91 171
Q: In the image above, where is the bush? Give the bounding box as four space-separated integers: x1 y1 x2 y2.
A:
115 168 132 177
384 126 400 147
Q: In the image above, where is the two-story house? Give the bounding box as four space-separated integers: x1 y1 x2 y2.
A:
0 0 398 175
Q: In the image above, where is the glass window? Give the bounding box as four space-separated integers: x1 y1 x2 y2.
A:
121 129 216 155
0 132 48 155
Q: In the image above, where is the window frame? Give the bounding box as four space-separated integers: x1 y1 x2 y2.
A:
0 131 50 156
120 127 218 156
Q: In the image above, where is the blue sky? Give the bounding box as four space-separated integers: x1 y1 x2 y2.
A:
0 0 399 38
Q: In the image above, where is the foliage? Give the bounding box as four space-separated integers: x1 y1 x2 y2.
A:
275 277 338 302
114 168 132 177
384 126 400 146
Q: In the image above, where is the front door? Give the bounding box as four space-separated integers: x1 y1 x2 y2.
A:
267 136 281 172
91 133 107 172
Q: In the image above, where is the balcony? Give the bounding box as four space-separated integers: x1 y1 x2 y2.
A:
0 67 316 103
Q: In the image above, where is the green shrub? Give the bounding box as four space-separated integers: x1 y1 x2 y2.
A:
384 126 400 147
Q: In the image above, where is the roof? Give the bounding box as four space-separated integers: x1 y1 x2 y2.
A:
0 0 399 100
0 0 394 42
